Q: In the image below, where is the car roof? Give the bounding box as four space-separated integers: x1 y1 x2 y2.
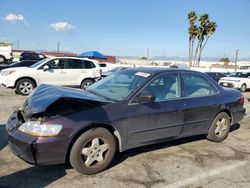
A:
48 56 93 60
124 66 197 75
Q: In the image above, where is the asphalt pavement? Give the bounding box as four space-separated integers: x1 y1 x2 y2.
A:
0 87 250 188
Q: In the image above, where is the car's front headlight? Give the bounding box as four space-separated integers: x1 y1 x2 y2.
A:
0 70 15 76
18 121 62 137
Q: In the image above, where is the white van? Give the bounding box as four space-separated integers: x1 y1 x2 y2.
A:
0 46 13 64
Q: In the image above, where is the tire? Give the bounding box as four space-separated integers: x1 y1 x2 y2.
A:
207 112 230 142
16 79 36 95
80 79 94 90
240 84 247 92
70 127 116 175
0 55 6 64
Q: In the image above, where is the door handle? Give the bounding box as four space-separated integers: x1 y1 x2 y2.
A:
173 108 183 113
59 71 66 73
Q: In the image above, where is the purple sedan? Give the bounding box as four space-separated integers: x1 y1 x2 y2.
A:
6 68 245 174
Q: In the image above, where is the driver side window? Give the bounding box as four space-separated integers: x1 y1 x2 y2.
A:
41 59 65 69
142 73 181 102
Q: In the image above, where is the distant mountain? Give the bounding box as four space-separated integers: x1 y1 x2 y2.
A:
118 56 250 61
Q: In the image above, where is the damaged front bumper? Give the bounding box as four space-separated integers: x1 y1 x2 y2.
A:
6 111 68 165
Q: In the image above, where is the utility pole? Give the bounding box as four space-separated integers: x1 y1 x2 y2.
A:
17 40 19 50
147 48 149 59
235 49 239 71
57 42 60 53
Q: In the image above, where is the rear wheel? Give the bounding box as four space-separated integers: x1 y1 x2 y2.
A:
207 112 230 142
0 55 6 64
80 79 94 90
240 84 247 92
70 127 116 175
16 79 35 95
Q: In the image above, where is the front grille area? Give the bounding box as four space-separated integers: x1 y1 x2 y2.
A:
18 111 27 123
219 82 235 88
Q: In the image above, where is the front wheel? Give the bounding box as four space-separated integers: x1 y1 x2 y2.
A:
0 55 6 64
16 79 35 95
70 127 116 175
80 79 94 90
207 112 230 142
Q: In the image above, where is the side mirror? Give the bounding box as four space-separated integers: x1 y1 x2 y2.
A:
43 65 49 71
248 76 250 79
134 91 155 103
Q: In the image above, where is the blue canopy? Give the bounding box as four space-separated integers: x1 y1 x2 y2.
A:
79 51 107 59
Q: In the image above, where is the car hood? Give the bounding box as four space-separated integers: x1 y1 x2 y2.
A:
1 66 30 72
102 71 113 76
23 84 112 117
220 76 246 81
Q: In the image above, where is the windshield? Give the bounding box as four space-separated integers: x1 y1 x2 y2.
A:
109 67 126 72
8 61 21 66
229 72 250 78
87 70 151 101
30 58 49 68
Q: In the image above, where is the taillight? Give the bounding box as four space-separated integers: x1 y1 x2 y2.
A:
239 96 244 105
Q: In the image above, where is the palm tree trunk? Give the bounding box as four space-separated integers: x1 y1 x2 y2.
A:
201 36 209 53
193 42 200 67
197 37 210 66
197 43 202 67
189 38 192 67
190 40 194 67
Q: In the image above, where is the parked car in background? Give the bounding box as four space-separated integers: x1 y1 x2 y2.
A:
6 68 245 175
219 72 250 92
99 63 108 72
169 63 190 69
0 60 38 71
205 72 226 82
0 57 101 95
0 46 13 64
19 52 46 61
101 66 129 78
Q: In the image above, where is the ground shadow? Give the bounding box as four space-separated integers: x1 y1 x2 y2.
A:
0 124 8 151
0 165 67 188
111 134 205 168
229 123 240 132
111 123 241 168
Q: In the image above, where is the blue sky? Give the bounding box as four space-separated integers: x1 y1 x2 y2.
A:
0 0 250 58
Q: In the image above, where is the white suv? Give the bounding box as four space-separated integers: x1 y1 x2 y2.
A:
218 72 250 92
0 57 101 95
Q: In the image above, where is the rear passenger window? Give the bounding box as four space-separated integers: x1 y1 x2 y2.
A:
182 73 217 97
83 61 96 69
67 59 84 69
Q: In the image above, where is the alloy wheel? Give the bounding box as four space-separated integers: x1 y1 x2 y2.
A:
83 81 93 89
214 118 228 137
19 82 33 94
81 138 109 167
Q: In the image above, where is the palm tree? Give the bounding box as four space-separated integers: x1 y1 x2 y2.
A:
197 21 217 66
188 26 199 66
187 12 217 67
188 11 198 67
193 14 210 66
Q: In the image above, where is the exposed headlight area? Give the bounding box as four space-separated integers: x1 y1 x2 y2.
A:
18 121 62 137
0 70 15 76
